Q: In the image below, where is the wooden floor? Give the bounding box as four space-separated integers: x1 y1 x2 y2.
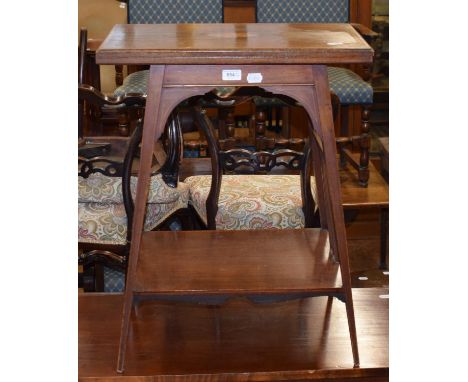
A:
79 288 389 381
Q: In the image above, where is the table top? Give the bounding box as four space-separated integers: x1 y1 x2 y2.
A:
96 23 373 65
79 288 388 381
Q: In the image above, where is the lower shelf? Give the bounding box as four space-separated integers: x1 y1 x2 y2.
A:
135 228 342 296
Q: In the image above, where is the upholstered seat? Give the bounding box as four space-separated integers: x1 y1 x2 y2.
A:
113 70 149 97
253 0 376 187
78 172 186 205
114 70 238 104
78 173 189 245
114 0 223 98
254 67 373 108
185 175 317 230
327 67 373 105
103 266 125 293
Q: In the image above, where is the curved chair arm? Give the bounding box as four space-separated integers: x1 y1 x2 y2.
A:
78 84 147 108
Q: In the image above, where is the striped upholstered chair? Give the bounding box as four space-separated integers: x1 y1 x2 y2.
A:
113 0 223 97
254 0 376 187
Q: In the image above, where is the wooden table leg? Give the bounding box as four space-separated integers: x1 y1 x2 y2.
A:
265 65 360 367
307 65 360 368
117 65 167 373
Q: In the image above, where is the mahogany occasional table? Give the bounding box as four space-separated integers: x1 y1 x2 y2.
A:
96 23 374 373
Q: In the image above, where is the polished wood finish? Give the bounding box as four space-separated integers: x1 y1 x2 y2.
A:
97 23 373 65
136 229 339 295
95 23 373 372
79 288 389 381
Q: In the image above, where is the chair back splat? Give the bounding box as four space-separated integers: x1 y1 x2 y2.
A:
192 106 318 230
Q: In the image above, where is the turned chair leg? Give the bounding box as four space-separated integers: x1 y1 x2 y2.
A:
115 64 124 87
358 105 371 187
332 96 347 169
118 110 131 137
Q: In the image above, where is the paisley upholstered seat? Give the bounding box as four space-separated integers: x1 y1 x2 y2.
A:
185 175 317 230
78 173 189 245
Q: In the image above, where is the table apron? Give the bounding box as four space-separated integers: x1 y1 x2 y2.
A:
162 64 321 87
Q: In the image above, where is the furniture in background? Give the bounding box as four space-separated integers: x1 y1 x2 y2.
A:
79 31 190 291
224 0 256 22
113 0 224 96
78 114 189 292
378 137 389 182
97 22 373 372
79 28 143 139
180 157 389 270
254 0 377 187
185 107 320 230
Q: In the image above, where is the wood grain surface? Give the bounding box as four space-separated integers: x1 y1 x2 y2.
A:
96 23 373 65
79 288 388 381
135 229 340 294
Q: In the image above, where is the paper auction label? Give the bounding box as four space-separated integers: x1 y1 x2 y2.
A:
222 69 242 81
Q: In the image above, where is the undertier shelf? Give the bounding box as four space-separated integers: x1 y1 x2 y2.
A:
135 228 343 296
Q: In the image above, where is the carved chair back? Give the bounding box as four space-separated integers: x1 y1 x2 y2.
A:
192 106 317 230
79 113 182 246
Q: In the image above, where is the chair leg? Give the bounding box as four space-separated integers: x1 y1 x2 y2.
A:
338 104 348 169
358 105 371 187
118 110 131 137
115 64 124 87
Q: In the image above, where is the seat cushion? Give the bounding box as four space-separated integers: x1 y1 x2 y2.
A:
328 66 373 105
79 173 187 204
184 175 317 230
113 70 148 97
114 70 237 106
103 267 125 293
254 67 373 107
78 194 188 245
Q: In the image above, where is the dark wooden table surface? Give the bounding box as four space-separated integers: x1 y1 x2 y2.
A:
79 288 389 381
96 23 372 65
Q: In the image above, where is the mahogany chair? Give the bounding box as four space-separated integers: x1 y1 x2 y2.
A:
79 27 143 139
79 49 190 292
184 107 321 230
254 0 377 186
79 114 190 292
